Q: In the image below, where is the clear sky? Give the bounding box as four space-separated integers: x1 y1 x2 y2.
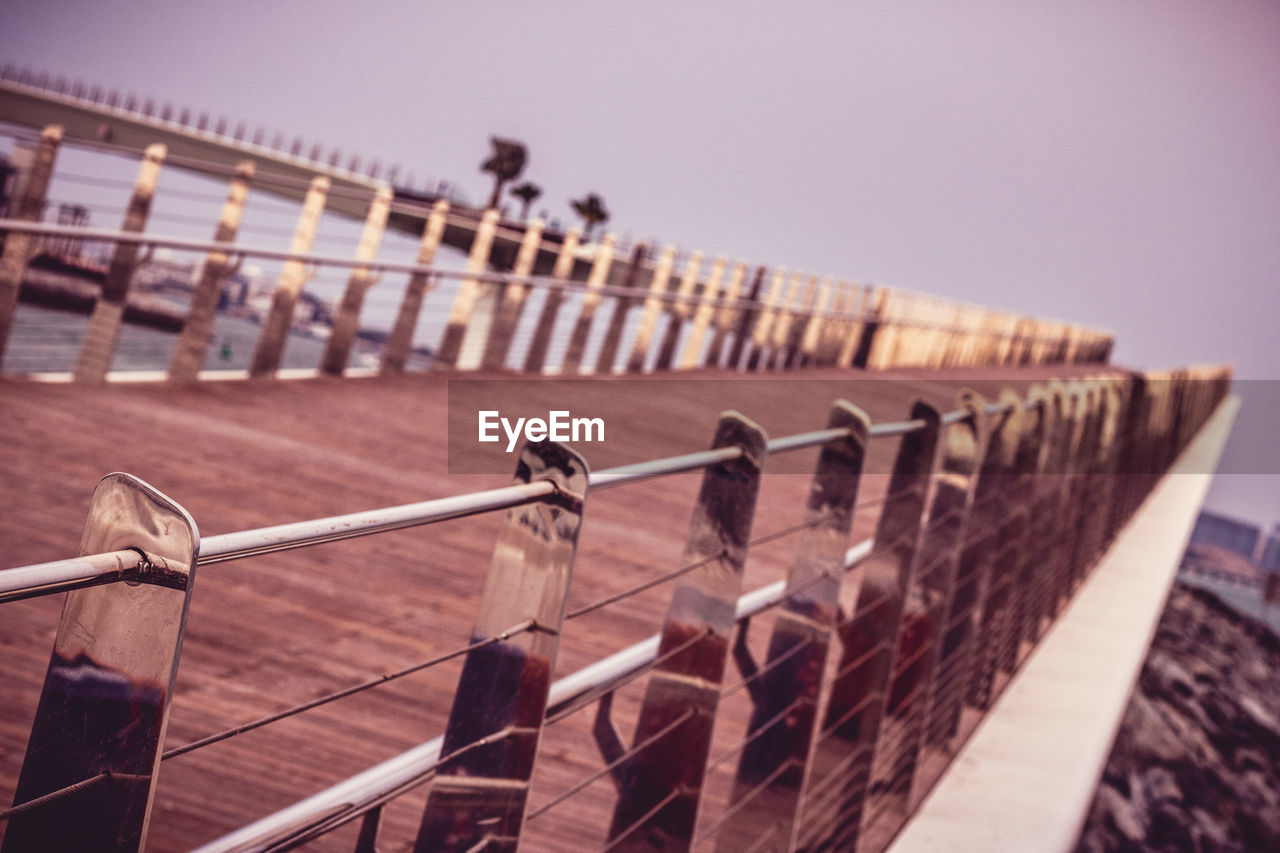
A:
2 1 1278 526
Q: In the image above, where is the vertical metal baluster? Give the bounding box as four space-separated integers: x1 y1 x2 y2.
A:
321 185 393 374
382 199 450 374
653 251 703 371
677 255 727 370
705 260 748 368
1049 384 1089 614
522 228 582 374
923 390 1021 746
625 245 677 373
725 265 766 370
976 389 1047 696
169 160 253 382
436 209 500 368
778 275 818 370
353 806 382 853
876 394 985 827
796 277 834 368
559 233 617 374
767 272 805 371
73 144 165 384
249 175 329 378
717 401 870 852
1063 386 1103 593
4 474 198 853
850 288 886 369
480 217 546 371
836 286 870 370
413 441 589 853
745 267 787 372
594 243 648 374
606 413 768 852
0 124 61 363
793 400 940 853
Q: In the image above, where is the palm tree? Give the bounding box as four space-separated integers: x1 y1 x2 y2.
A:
481 137 527 210
510 181 542 220
571 193 610 241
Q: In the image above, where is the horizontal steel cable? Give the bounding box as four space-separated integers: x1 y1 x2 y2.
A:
543 627 713 726
720 633 818 700
261 724 522 853
694 756 796 846
596 788 683 853
704 694 808 775
525 706 697 822
564 510 837 621
162 618 539 761
564 550 725 621
0 770 151 823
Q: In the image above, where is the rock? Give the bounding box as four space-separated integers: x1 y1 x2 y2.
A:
1076 585 1280 853
1095 783 1146 844
1141 766 1182 804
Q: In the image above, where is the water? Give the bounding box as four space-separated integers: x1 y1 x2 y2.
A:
2 303 430 376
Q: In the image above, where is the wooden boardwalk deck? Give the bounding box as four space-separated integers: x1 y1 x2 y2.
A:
0 364 1118 852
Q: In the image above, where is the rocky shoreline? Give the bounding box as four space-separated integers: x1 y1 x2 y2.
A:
1076 583 1280 852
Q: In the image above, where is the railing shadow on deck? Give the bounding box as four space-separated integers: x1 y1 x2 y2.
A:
0 364 1229 852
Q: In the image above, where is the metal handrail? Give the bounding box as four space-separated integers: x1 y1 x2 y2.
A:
0 549 145 604
0 412 926 599
0 219 1114 340
190 538 876 853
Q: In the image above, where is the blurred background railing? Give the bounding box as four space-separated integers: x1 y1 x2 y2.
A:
0 113 1113 382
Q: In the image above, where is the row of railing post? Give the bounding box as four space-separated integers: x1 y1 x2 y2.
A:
1 366 1229 852
0 123 1115 381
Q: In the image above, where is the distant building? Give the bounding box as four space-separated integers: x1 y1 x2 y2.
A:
1190 510 1260 562
1259 523 1280 574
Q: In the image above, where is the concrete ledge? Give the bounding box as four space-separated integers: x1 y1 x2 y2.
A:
887 395 1241 853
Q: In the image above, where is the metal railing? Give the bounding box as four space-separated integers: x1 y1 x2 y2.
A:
0 365 1230 852
1 120 1114 382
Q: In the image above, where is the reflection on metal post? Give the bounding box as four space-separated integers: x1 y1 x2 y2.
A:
1047 385 1087 616
975 390 1046 700
413 441 589 853
1022 386 1070 642
795 400 940 853
717 402 869 853
922 392 1019 747
875 394 985 822
606 413 768 852
3 474 198 853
